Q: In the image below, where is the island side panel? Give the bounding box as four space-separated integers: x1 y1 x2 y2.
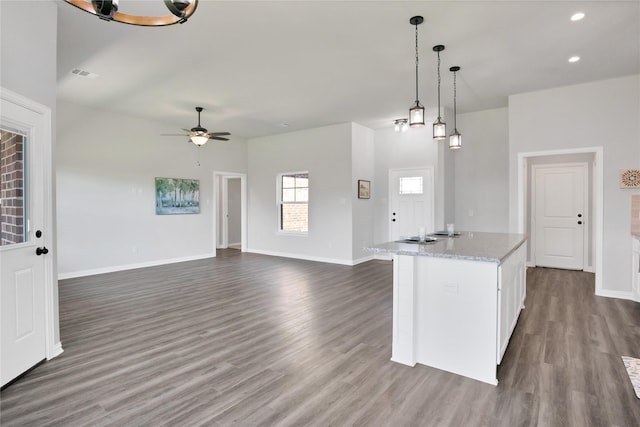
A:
415 256 499 385
497 243 527 363
391 254 417 366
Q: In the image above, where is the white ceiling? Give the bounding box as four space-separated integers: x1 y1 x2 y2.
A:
55 0 640 139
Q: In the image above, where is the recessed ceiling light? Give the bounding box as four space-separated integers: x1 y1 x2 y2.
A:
568 56 580 63
571 12 585 21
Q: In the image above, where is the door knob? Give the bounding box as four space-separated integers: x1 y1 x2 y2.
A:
577 221 583 225
36 247 49 256
577 214 582 218
392 219 396 222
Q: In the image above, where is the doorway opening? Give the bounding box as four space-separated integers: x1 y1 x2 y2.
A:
213 171 247 254
517 147 603 293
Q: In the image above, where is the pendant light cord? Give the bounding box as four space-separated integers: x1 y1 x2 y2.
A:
437 51 441 117
414 23 419 102
453 70 457 129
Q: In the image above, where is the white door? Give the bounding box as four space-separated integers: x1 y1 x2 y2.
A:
533 164 587 270
389 168 435 241
1 92 52 386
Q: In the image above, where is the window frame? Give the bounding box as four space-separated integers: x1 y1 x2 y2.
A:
277 171 309 235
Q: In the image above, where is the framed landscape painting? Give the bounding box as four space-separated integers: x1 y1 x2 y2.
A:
155 177 200 215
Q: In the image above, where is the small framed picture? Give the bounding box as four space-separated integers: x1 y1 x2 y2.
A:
620 169 640 188
358 180 370 199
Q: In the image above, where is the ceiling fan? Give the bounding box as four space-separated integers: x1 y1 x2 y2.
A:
162 107 231 146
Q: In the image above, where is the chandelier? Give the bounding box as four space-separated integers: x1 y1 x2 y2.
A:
64 0 198 26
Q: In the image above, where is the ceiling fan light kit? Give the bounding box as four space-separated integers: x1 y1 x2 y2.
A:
190 135 209 146
64 0 198 26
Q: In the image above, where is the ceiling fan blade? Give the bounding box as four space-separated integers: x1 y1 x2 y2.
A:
207 132 231 136
209 136 230 141
181 128 193 133
161 133 189 136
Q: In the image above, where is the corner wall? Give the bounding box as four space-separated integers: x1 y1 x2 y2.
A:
351 123 375 262
509 75 640 296
453 108 509 232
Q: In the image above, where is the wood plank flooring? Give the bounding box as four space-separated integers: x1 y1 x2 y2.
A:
2 250 640 426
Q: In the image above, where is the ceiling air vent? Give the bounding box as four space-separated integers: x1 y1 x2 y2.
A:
70 68 99 79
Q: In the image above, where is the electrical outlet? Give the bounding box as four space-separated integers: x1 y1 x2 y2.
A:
444 283 459 293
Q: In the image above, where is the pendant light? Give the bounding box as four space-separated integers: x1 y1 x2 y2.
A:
409 16 425 127
433 45 446 140
449 66 462 149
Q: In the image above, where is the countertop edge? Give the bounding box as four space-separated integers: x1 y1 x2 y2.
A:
366 233 527 264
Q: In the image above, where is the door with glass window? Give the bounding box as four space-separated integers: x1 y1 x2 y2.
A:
1 93 50 387
389 168 435 241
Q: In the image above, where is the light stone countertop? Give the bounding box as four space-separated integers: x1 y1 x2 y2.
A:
367 231 527 264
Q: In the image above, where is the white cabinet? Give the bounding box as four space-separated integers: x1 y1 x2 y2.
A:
633 236 640 303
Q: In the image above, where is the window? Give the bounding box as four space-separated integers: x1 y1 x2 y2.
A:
279 172 308 233
1 129 27 246
399 176 423 195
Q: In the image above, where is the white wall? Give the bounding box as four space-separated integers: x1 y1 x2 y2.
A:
373 127 442 245
351 123 375 262
509 75 640 296
453 108 509 232
57 101 248 277
1 0 60 345
247 123 354 263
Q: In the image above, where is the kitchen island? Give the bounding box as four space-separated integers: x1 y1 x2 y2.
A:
368 232 527 385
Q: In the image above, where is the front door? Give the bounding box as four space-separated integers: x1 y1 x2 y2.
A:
1 91 53 387
389 167 435 241
533 163 587 270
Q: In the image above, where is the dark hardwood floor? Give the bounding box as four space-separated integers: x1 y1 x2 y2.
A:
2 250 639 426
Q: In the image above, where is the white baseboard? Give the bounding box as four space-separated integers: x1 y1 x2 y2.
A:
352 255 375 265
246 248 374 266
58 253 216 280
595 288 636 302
48 342 64 360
